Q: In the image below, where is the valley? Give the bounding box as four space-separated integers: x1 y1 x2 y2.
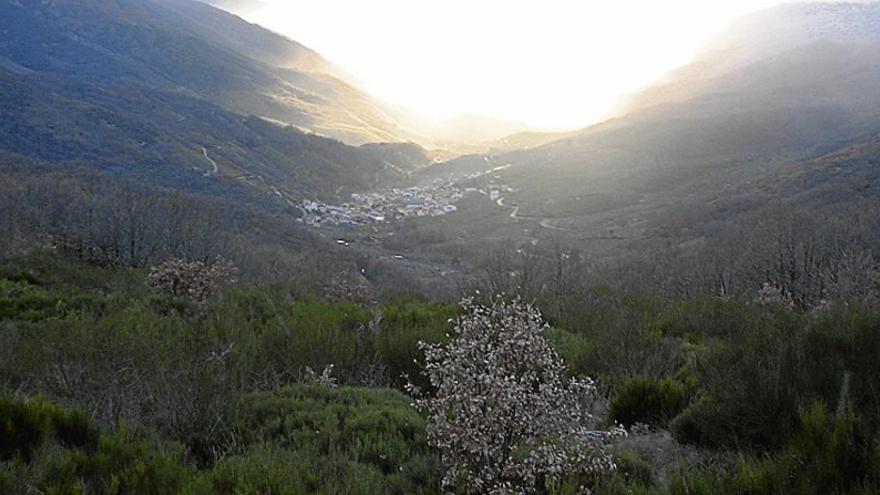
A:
3 2 880 493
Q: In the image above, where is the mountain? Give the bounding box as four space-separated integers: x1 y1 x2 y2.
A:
199 0 269 17
201 0 552 148
613 2 880 117
0 0 435 207
424 2 880 260
0 0 408 146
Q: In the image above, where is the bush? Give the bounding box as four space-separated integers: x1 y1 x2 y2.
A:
609 377 687 428
675 305 880 451
775 403 880 495
252 301 375 384
669 396 721 448
373 296 455 389
204 444 438 495
656 298 769 340
665 403 880 495
1 305 243 466
615 451 655 487
0 251 144 295
544 327 595 379
0 395 99 462
225 384 442 494
42 427 191 495
0 396 190 494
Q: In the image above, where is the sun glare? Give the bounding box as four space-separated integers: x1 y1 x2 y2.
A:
247 0 795 130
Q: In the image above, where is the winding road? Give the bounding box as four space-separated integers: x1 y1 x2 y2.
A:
201 146 218 177
496 196 572 232
496 196 519 219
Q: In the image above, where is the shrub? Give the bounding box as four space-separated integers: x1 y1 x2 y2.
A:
42 427 191 495
666 403 880 495
676 306 880 451
226 385 442 494
0 395 51 462
669 396 721 448
0 395 99 462
656 298 764 340
614 451 655 487
373 296 455 389
675 328 805 450
0 280 55 321
255 301 375 384
204 444 438 495
775 403 880 495
609 377 687 428
0 251 142 293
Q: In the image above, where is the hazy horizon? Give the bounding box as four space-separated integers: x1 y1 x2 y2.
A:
223 0 838 131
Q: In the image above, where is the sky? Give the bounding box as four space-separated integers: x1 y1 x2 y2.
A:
240 0 804 131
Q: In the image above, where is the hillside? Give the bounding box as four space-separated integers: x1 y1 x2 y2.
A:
0 0 408 146
0 0 435 206
613 2 880 116
413 3 880 266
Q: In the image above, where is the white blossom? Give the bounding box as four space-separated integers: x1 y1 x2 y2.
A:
409 297 620 494
302 364 339 388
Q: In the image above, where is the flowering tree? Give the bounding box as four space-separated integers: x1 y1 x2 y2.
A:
409 297 620 494
755 282 795 309
147 257 237 304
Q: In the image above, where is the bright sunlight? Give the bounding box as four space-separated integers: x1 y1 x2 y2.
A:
243 0 798 130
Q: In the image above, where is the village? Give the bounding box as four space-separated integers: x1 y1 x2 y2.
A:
299 182 463 227
297 179 514 228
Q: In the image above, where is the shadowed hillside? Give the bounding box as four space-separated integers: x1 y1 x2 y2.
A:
0 0 435 206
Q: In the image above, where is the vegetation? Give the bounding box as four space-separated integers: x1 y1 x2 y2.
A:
2 252 880 493
3 1 880 493
609 377 687 428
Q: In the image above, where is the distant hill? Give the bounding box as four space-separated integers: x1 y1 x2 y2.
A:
199 0 269 17
613 2 880 116
425 2 880 262
0 0 435 206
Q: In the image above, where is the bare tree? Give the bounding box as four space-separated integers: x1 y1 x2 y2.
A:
147 257 238 304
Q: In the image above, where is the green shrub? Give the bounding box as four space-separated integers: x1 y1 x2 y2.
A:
202 443 439 495
0 396 190 494
545 452 655 495
656 298 770 340
373 296 455 389
42 427 192 495
222 385 442 494
665 403 880 495
610 377 687 428
670 396 718 447
775 403 880 495
677 305 880 451
545 327 595 379
0 395 51 462
0 276 109 322
0 279 62 321
0 251 144 294
255 301 374 383
614 451 655 487
0 395 98 462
